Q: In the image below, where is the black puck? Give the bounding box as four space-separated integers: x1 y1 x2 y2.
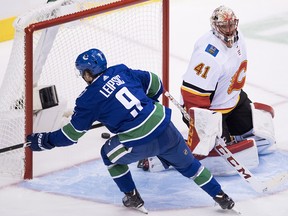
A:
101 132 111 139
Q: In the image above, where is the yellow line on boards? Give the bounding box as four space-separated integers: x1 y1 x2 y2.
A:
0 16 16 42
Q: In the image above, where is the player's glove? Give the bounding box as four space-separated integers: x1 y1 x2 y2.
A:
26 133 55 151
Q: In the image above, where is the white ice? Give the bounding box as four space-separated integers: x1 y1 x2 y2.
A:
1 0 288 215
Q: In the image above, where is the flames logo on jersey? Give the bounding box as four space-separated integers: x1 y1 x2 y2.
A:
228 60 247 94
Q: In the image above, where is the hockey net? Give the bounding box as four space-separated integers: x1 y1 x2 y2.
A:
0 0 169 179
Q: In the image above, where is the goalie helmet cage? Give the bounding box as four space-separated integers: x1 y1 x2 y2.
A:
0 0 169 179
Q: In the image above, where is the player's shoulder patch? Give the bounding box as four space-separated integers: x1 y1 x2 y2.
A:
205 44 219 57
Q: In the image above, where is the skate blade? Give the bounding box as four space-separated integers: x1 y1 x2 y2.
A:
132 205 148 214
231 207 241 215
215 203 241 215
262 172 288 192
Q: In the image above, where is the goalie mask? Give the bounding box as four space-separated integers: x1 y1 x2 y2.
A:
210 5 239 48
75 48 107 84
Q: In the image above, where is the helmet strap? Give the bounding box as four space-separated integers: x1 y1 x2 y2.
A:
212 29 238 48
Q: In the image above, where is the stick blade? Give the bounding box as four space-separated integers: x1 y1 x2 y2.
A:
262 172 288 192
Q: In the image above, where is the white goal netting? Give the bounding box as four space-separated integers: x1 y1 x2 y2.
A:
0 0 167 179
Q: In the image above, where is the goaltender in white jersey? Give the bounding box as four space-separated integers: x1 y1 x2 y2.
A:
138 6 276 176
179 5 276 175
181 28 247 112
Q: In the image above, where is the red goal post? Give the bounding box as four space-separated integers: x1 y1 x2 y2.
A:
0 0 169 179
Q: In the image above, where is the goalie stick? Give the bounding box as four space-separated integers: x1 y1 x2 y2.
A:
164 91 288 193
0 122 104 154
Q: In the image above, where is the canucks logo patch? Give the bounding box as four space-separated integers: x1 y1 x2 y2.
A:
205 44 219 57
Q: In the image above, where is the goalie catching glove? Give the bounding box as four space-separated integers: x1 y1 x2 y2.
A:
27 133 55 151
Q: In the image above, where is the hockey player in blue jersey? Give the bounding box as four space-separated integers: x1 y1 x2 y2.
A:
27 48 235 213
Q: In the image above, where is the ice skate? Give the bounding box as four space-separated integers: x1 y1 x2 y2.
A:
122 189 148 214
213 191 235 210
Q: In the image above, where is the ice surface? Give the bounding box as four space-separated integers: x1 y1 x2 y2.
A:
1 0 288 215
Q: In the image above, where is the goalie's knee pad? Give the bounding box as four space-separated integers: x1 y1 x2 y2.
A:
234 102 276 155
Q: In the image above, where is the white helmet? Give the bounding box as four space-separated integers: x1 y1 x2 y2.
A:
210 6 239 48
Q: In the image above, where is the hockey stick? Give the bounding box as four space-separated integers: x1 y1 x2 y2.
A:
0 142 31 154
0 122 105 154
214 137 288 192
164 91 288 193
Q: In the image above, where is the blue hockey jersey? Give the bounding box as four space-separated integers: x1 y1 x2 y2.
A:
49 64 171 147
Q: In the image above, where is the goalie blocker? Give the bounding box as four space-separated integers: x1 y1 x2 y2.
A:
33 85 59 111
144 102 276 175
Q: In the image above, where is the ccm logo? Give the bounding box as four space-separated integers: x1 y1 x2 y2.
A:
215 145 252 179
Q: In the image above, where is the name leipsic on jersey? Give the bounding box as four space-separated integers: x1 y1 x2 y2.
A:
49 64 171 148
181 30 247 113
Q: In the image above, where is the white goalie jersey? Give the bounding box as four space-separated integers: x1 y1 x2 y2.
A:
181 30 247 113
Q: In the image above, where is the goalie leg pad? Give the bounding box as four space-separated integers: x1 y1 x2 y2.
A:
200 139 259 176
235 131 276 155
234 102 276 155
